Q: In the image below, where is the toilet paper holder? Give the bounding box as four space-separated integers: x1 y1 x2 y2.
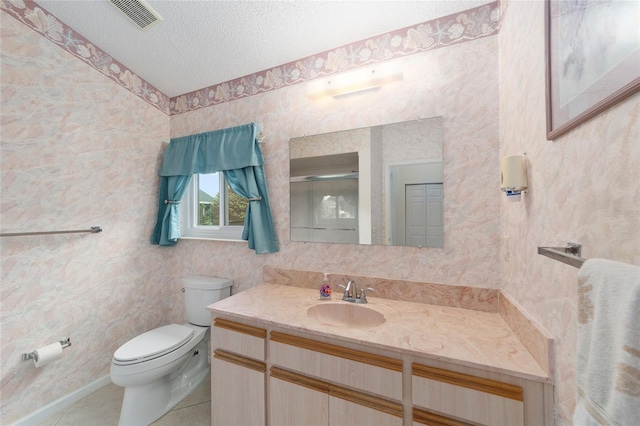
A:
22 338 71 361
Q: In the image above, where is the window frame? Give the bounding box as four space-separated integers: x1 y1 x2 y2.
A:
180 173 245 241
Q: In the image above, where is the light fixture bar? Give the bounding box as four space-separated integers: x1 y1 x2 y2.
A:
307 62 403 100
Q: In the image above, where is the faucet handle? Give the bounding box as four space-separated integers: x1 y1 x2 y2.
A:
359 287 375 303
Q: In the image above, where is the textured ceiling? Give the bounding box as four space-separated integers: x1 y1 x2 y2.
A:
34 0 492 98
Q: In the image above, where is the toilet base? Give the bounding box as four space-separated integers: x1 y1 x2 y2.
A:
117 338 209 426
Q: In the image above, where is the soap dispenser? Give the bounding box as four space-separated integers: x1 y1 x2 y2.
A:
320 273 332 300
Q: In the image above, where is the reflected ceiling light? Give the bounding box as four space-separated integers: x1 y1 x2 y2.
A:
307 62 404 100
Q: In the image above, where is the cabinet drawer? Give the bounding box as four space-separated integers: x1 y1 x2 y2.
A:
212 318 266 361
270 331 402 400
412 363 524 426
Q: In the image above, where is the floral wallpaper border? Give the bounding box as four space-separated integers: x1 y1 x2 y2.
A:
2 0 502 117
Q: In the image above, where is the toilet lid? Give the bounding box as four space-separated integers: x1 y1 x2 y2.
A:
114 324 194 363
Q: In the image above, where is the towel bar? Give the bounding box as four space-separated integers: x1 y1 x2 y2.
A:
538 243 586 268
0 226 102 237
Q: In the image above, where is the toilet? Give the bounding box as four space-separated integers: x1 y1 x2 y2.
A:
110 275 232 426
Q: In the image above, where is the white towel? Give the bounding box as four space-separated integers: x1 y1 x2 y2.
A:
574 259 640 425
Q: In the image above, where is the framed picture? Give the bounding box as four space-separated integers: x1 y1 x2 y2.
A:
545 0 640 140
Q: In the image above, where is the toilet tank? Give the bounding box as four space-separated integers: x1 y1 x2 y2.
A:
183 275 233 326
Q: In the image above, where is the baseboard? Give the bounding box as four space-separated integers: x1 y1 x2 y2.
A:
10 375 112 426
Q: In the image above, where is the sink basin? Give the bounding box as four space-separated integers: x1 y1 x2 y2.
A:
307 303 385 328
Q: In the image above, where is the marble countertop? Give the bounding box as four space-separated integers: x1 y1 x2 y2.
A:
208 283 549 383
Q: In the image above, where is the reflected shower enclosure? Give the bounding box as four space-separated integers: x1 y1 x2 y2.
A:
291 153 360 244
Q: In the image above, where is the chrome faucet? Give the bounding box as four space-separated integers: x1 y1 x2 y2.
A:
343 280 357 299
338 280 374 304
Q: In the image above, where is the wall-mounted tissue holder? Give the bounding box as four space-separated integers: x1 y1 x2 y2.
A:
22 338 71 367
501 154 528 202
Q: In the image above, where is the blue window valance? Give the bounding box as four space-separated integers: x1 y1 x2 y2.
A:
151 123 279 254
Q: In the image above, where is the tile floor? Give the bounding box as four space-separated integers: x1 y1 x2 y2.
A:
38 375 211 426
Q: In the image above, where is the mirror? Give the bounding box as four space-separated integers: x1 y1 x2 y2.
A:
289 117 443 247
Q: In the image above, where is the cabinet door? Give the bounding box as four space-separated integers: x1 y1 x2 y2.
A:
212 351 265 426
412 363 524 426
271 366 402 426
329 396 403 426
270 377 329 426
413 407 474 426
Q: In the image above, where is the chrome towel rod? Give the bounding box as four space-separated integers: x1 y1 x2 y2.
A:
290 172 359 183
0 226 102 238
538 243 586 268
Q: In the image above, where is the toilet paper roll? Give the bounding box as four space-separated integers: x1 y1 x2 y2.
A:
33 342 63 368
501 155 527 190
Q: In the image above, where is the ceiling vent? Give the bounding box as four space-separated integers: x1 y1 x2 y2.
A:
109 0 163 30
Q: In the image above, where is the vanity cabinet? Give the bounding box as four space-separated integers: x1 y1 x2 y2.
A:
211 318 266 426
210 312 552 426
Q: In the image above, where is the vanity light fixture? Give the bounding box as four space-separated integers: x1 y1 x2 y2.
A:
306 62 404 100
501 154 528 202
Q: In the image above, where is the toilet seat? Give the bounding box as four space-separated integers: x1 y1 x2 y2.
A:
113 324 194 365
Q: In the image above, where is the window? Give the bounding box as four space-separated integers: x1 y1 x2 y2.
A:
181 173 248 240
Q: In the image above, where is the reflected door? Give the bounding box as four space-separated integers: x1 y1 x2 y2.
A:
405 183 443 248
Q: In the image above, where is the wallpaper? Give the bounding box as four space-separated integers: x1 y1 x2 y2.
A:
498 1 640 424
0 13 177 422
0 0 502 116
5 0 636 423
2 2 507 422
168 35 502 298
